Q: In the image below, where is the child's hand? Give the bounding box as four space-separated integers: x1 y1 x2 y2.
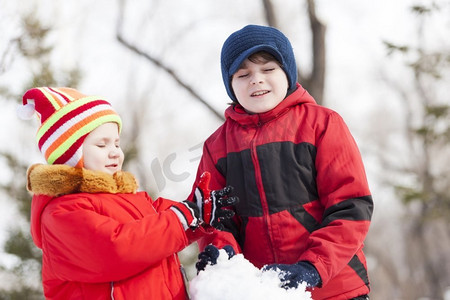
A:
194 172 239 230
195 244 236 273
262 261 321 289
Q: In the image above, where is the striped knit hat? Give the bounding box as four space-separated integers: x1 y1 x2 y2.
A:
19 87 122 167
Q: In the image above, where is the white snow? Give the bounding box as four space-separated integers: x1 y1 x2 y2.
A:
189 249 312 300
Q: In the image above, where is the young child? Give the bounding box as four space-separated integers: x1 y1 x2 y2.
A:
189 25 373 300
20 87 234 300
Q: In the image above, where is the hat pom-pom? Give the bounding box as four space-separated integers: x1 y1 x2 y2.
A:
17 103 36 120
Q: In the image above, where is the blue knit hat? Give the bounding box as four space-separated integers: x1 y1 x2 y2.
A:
221 24 298 102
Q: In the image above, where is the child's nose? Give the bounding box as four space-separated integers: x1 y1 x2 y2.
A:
250 73 264 84
109 148 120 158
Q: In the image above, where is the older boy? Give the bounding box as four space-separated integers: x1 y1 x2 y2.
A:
190 25 373 300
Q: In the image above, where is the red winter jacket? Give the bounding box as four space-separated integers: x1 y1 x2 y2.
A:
28 164 190 300
189 84 373 300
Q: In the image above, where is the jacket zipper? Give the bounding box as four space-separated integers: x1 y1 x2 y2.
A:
110 282 115 300
179 261 191 300
250 121 277 262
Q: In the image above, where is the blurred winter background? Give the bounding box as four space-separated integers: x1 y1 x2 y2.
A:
0 0 449 299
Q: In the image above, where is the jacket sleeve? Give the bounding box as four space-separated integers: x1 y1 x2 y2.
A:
299 111 373 286
152 196 181 212
40 193 188 282
187 142 242 253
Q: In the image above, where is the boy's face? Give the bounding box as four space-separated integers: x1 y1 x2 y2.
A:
82 122 124 175
231 58 288 114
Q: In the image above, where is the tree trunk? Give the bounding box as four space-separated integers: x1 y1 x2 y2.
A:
305 0 326 105
262 0 326 105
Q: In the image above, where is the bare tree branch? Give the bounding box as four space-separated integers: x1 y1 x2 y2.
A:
115 1 224 121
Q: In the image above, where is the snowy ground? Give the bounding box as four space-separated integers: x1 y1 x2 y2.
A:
189 249 311 300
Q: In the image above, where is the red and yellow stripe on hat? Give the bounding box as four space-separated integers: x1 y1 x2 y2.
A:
20 87 122 167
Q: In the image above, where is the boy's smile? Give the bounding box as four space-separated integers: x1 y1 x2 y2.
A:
231 59 288 114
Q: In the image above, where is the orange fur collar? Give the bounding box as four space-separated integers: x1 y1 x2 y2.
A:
27 164 138 196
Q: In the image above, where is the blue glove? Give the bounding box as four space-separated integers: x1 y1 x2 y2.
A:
195 244 236 273
262 261 321 289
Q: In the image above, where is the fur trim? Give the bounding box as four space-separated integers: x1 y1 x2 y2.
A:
27 164 138 196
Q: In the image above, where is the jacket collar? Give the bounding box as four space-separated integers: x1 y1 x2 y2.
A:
224 84 316 127
27 164 138 197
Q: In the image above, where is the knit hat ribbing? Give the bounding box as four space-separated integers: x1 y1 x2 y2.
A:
20 87 122 167
221 24 298 102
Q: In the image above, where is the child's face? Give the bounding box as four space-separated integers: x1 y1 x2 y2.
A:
231 58 288 114
82 122 124 175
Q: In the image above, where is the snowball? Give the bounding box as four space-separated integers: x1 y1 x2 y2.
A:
189 249 312 300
